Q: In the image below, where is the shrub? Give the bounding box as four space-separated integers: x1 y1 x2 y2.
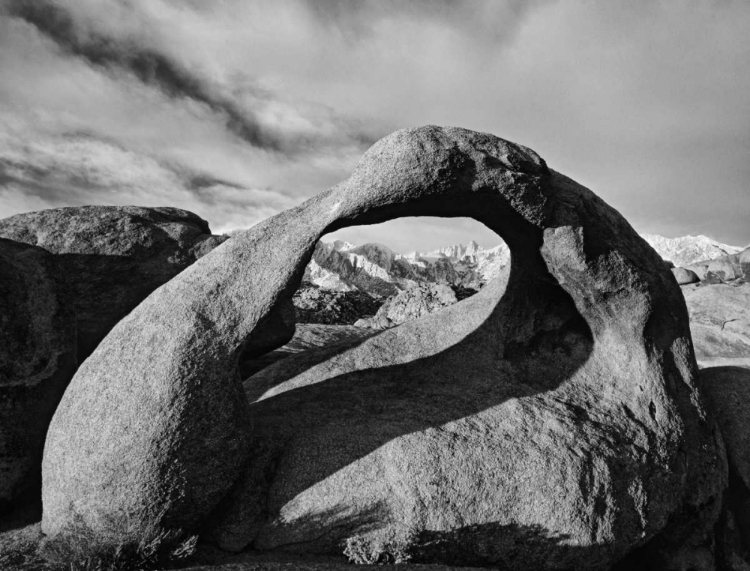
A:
343 533 412 565
38 516 197 571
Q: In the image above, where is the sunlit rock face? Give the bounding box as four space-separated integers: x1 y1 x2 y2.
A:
41 126 724 570
684 282 750 368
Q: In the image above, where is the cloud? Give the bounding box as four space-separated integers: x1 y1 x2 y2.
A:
4 0 380 155
1 0 748 249
0 128 299 232
298 0 553 44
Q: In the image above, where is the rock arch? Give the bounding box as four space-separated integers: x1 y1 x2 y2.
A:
41 126 723 568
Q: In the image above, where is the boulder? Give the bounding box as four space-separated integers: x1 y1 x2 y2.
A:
741 247 750 281
686 254 743 284
0 206 229 360
672 267 700 285
0 239 77 509
292 282 382 325
42 127 724 570
355 283 458 329
700 366 750 567
683 283 750 368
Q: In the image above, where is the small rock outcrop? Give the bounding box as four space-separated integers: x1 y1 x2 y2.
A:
741 247 750 281
0 239 77 509
293 282 382 325
672 267 700 285
41 127 724 570
0 206 229 360
355 283 467 329
683 282 750 368
685 253 746 285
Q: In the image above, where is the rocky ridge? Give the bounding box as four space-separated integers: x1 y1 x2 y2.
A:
303 234 742 299
642 233 743 267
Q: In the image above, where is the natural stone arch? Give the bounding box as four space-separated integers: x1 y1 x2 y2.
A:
41 126 723 569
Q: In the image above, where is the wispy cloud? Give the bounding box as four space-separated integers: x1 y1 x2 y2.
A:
0 128 299 232
4 0 378 154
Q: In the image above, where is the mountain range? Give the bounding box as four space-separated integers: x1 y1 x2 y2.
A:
303 234 743 297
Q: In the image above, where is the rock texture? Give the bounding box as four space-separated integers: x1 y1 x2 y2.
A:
241 324 375 383
672 267 700 285
741 247 750 281
0 206 228 360
700 366 750 567
355 283 461 329
0 239 77 509
42 126 724 570
685 253 746 285
683 283 750 368
292 282 382 325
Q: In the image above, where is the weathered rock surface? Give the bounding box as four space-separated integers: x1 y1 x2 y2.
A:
683 283 750 368
0 206 228 360
686 253 746 285
355 283 460 329
700 366 750 568
672 267 700 285
241 324 375 384
42 126 724 570
741 247 750 281
292 282 382 325
0 239 77 509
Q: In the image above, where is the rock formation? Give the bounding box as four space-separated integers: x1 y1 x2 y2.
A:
741 247 750 280
700 366 750 567
685 252 746 285
41 126 724 570
355 282 462 329
293 281 382 325
672 267 700 285
0 239 77 509
0 206 229 360
240 323 375 382
683 283 750 368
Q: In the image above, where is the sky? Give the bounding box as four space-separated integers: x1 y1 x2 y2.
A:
0 0 748 253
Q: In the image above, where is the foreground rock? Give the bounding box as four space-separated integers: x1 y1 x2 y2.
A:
0 206 228 360
42 126 724 570
241 324 375 383
0 239 77 509
700 366 750 568
355 282 466 329
293 282 382 325
683 282 750 368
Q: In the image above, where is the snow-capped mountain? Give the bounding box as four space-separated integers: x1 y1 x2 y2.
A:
302 234 743 297
642 234 743 267
304 239 508 295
